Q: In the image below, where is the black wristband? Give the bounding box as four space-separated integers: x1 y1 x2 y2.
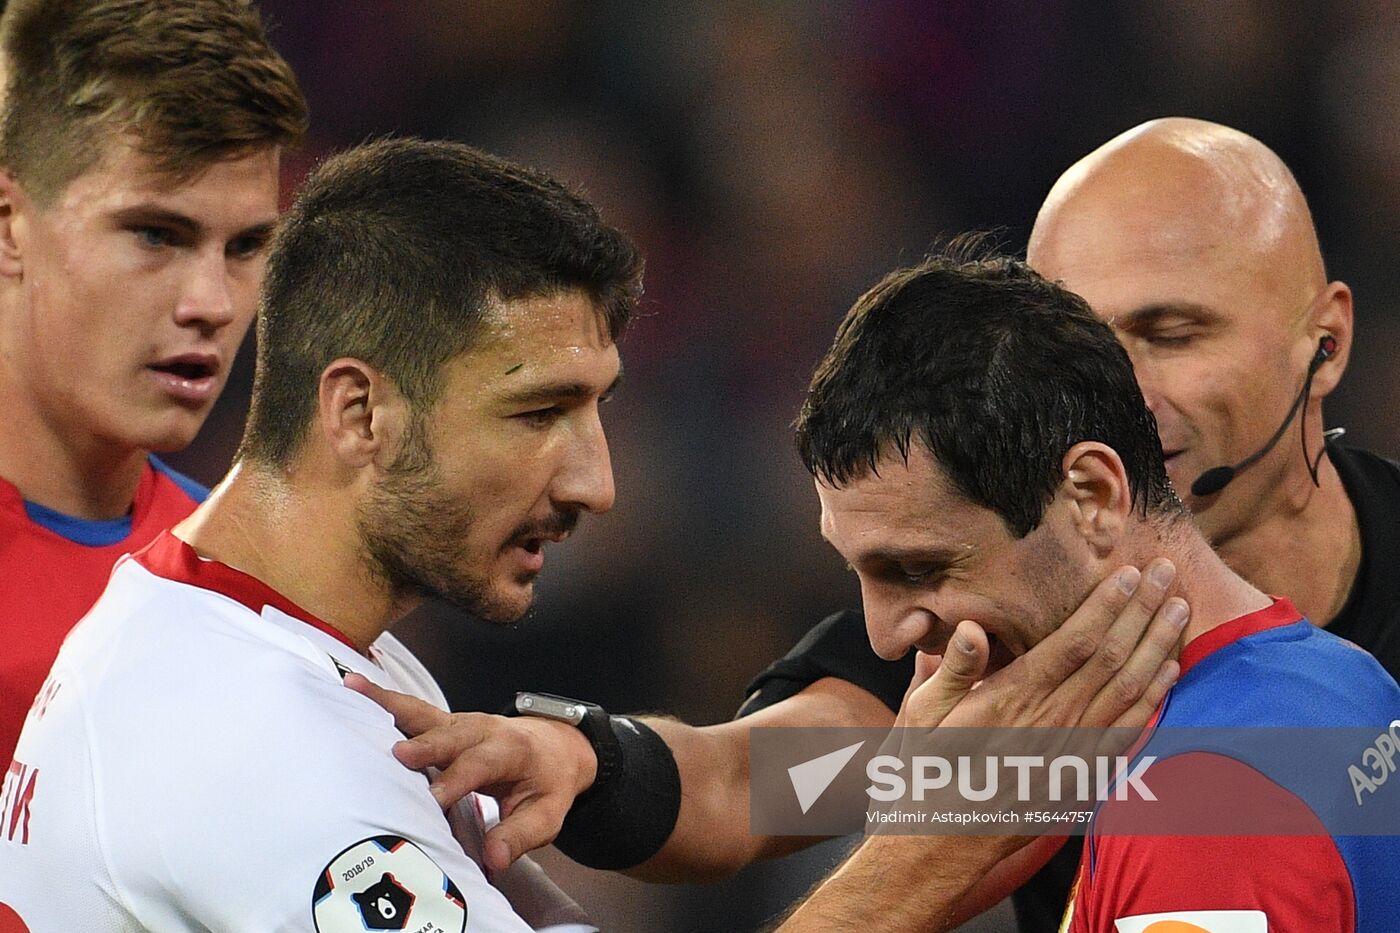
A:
553 716 682 871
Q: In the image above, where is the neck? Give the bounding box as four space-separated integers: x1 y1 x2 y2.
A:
174 459 414 653
1141 518 1274 648
0 364 147 518
1208 410 1360 627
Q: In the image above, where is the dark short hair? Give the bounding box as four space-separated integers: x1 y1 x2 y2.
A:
796 241 1180 536
0 0 307 204
239 137 644 467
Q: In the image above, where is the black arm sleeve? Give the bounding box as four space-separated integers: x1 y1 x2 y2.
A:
735 609 915 718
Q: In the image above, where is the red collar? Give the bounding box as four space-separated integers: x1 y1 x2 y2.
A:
1178 596 1304 677
131 531 358 651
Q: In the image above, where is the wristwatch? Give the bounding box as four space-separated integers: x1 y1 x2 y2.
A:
508 692 622 792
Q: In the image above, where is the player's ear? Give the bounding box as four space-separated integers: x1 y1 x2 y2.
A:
317 358 409 471
1058 441 1131 555
0 170 28 278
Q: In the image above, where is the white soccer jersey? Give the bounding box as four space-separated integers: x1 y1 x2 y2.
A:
0 531 594 933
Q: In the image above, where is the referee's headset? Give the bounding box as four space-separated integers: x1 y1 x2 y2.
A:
1189 335 1343 498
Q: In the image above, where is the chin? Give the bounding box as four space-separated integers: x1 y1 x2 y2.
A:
129 413 208 455
475 580 535 625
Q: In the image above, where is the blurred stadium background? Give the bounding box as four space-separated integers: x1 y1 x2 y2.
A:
163 2 1400 930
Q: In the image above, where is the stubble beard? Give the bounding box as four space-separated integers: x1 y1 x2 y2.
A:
357 421 527 625
1022 527 1103 651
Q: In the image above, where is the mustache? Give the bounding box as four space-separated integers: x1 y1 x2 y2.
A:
508 510 579 543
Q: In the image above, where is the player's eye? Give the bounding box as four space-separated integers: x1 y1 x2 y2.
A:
897 563 936 585
132 225 174 249
517 407 564 429
227 232 270 260
1145 332 1195 347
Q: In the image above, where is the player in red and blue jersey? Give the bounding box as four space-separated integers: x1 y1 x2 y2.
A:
775 246 1400 931
1068 597 1400 932
0 458 208 761
0 0 307 765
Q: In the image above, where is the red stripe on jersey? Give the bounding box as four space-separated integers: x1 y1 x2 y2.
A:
131 532 359 651
1178 597 1303 676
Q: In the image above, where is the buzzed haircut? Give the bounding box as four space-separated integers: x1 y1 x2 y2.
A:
239 137 644 467
0 0 307 204
796 240 1181 537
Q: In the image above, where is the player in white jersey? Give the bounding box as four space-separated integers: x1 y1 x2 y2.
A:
0 137 643 931
5 533 590 932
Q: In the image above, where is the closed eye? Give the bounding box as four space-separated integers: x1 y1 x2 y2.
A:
1142 330 1199 348
516 407 564 429
896 563 937 585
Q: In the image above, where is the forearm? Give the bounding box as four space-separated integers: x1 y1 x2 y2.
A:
628 678 897 881
944 833 1067 928
621 715 775 881
774 834 1011 933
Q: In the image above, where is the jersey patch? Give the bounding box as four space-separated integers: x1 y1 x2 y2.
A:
312 835 466 933
0 903 31 933
1114 911 1267 932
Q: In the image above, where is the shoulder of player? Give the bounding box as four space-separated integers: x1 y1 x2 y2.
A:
74 617 458 889
20 567 494 928
1083 752 1356 931
1081 828 1354 933
61 561 408 780
1165 623 1400 728
369 630 451 708
99 669 522 933
64 559 332 685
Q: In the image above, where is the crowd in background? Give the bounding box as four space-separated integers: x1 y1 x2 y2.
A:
161 3 1400 930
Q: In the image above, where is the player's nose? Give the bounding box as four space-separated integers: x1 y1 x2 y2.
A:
864 592 939 661
174 251 237 331
552 412 615 515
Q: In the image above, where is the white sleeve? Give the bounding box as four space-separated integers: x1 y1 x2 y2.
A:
98 654 536 933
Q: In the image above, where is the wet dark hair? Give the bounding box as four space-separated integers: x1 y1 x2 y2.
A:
797 240 1181 536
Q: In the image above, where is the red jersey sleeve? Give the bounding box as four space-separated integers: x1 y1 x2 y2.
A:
1066 752 1355 933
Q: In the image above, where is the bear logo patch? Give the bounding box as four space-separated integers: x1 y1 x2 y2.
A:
312 835 466 933
351 873 415 930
